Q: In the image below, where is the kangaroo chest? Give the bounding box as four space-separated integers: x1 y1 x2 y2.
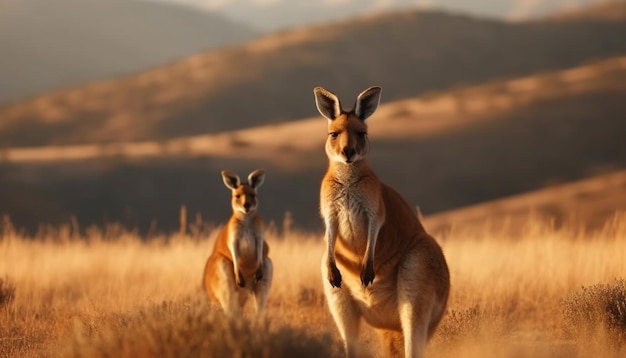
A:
233 225 259 262
330 182 372 244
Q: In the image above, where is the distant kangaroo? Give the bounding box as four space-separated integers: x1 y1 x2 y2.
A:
314 86 450 357
203 169 272 315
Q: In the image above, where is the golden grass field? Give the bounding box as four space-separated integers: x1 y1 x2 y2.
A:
1 212 626 357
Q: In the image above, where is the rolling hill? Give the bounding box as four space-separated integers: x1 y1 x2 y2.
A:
159 0 616 31
423 169 626 234
545 0 626 21
1 57 624 232
1 7 626 147
0 0 257 104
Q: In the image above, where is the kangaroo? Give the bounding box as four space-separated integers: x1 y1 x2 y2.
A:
203 169 272 315
314 86 450 357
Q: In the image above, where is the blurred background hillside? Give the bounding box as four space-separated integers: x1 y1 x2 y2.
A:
147 0 624 32
1 0 625 233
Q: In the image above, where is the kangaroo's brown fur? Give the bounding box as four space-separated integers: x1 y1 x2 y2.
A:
314 86 450 357
203 169 272 315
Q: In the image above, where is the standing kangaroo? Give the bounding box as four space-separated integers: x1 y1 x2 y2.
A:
314 86 450 357
203 169 273 315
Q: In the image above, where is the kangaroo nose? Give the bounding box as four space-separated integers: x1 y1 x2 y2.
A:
342 148 355 162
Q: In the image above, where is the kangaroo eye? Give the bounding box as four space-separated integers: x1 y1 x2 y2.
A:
329 132 339 139
358 132 367 139
250 194 256 199
235 194 241 199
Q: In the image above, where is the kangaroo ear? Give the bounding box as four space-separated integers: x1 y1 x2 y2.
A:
314 86 342 120
248 169 265 189
354 86 382 121
221 170 240 190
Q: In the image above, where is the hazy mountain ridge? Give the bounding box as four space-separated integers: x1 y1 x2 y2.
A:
2 8 626 148
2 56 624 164
1 2 624 232
544 0 626 21
1 57 624 231
0 0 257 104
423 169 626 233
152 0 614 31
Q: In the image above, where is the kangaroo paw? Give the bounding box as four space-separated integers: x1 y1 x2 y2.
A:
254 267 263 282
360 261 375 287
328 263 342 288
236 271 246 288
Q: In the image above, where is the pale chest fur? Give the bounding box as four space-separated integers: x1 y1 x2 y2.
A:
231 223 260 263
324 179 376 249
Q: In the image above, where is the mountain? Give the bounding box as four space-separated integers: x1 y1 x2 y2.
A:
1 8 626 147
1 57 624 232
545 0 626 21
423 169 626 234
154 0 615 32
0 0 257 104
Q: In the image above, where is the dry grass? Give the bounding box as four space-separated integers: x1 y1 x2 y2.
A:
1 213 626 357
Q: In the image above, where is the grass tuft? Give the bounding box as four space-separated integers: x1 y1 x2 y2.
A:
564 278 626 345
434 304 508 348
61 299 333 358
0 276 15 309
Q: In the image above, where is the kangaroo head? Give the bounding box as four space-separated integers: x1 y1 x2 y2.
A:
221 169 265 215
313 86 382 165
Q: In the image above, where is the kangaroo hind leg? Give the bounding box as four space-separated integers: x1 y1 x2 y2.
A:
397 252 438 358
210 256 241 315
321 253 362 357
377 328 404 358
253 257 273 314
